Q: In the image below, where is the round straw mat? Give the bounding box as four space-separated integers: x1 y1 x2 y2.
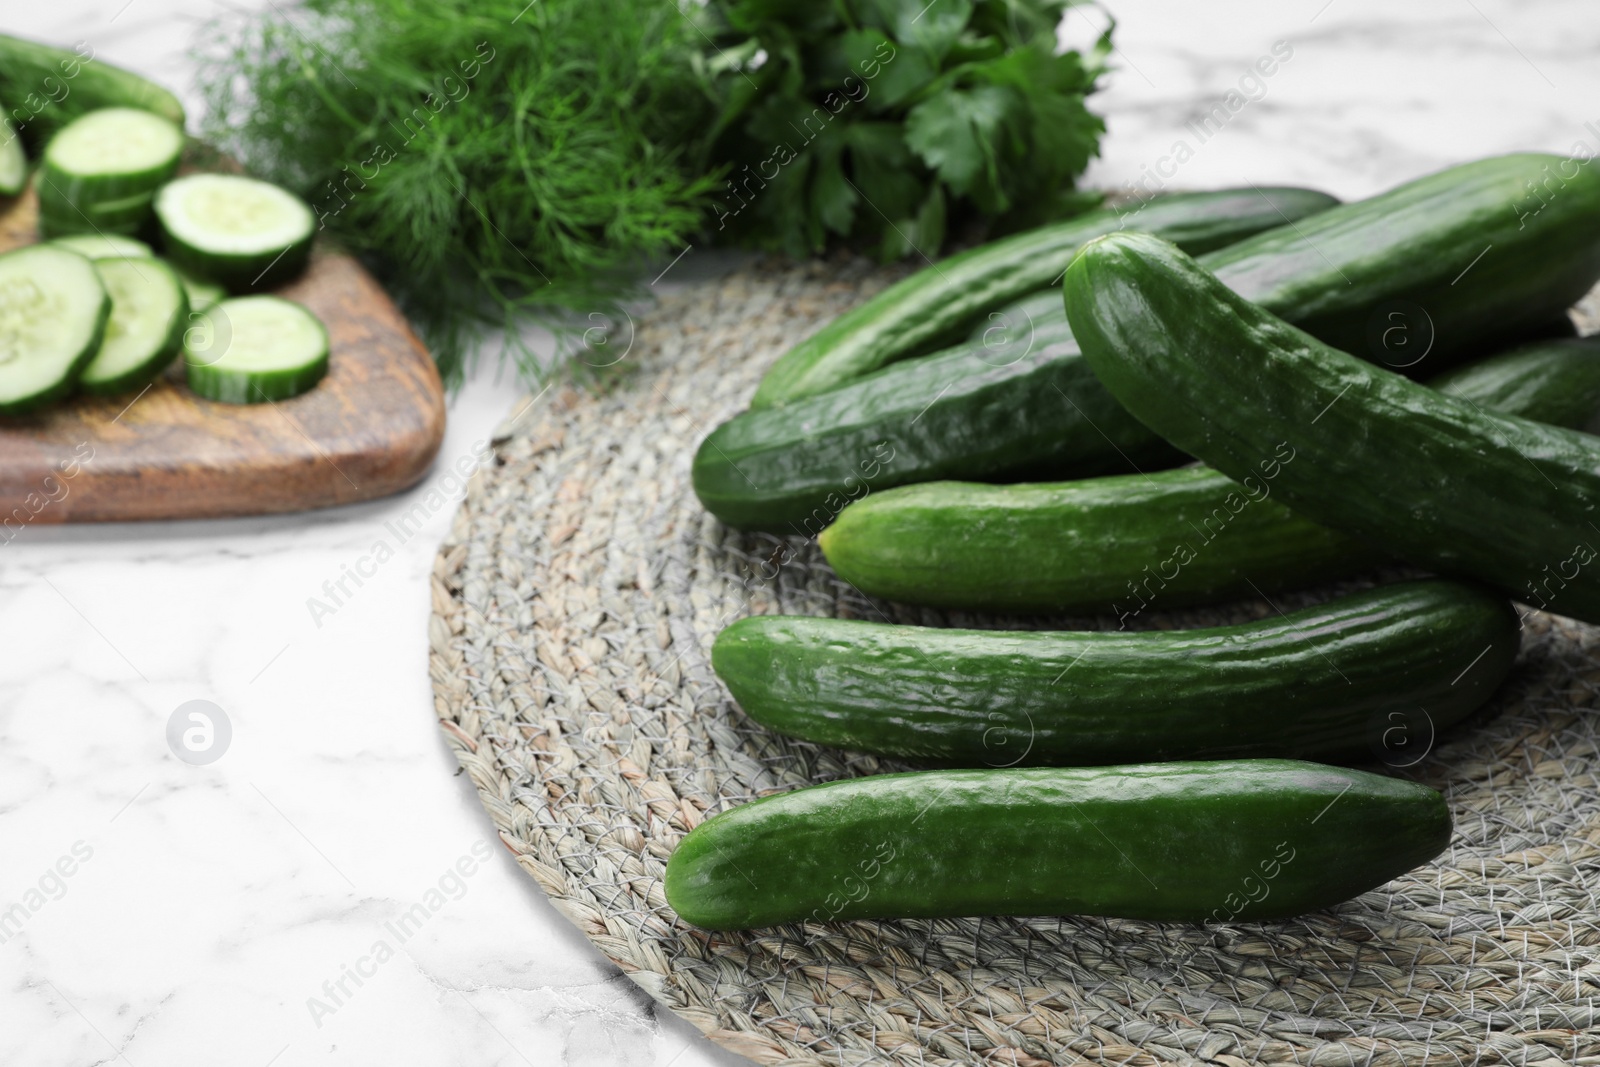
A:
430 255 1600 1067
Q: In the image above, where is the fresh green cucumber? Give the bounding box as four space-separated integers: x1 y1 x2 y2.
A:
0 33 186 150
0 244 110 413
821 338 1600 614
41 107 182 205
155 174 315 292
696 156 1600 531
693 317 1191 533
184 296 328 404
51 233 153 259
0 115 24 197
665 760 1451 929
36 176 158 236
714 581 1517 768
79 257 188 395
1064 231 1600 625
750 187 1339 408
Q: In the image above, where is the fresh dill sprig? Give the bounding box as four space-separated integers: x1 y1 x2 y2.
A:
197 0 718 387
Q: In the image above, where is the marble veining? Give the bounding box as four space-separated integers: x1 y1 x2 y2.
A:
3 2 1598 1064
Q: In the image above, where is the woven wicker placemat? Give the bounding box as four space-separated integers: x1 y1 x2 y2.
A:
430 256 1600 1067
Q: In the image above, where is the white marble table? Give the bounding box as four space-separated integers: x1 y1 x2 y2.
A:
3 3 1597 1065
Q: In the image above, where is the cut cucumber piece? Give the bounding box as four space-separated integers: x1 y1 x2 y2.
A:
156 174 314 292
52 234 154 260
36 177 157 236
184 296 328 403
41 107 183 205
0 115 24 197
170 265 225 313
0 245 110 413
79 257 188 395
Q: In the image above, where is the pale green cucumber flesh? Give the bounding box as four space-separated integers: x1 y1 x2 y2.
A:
79 256 188 394
0 245 110 412
184 295 328 404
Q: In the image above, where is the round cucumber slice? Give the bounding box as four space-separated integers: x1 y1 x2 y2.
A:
41 107 183 204
184 296 328 404
52 234 155 260
0 245 110 413
156 174 315 292
79 257 188 395
0 115 25 197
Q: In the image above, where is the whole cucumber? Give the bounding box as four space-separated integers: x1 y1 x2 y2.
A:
664 760 1451 929
750 187 1339 408
1064 231 1600 625
699 156 1600 531
820 338 1600 614
0 34 186 150
712 581 1518 767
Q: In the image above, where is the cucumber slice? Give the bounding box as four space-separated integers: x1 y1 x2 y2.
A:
169 265 225 312
41 107 183 205
185 296 328 403
156 174 314 292
52 234 154 260
36 178 157 236
79 257 188 395
0 245 110 413
0 115 24 197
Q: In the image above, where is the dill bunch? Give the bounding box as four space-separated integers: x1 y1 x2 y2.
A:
198 0 718 385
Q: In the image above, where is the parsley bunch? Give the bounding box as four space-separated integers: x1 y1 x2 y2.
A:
198 0 717 385
696 0 1112 259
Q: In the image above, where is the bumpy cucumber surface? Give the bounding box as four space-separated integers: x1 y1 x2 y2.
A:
698 156 1600 532
821 337 1600 613
712 581 1517 767
1065 231 1600 624
750 187 1338 408
694 317 1188 532
665 760 1451 929
0 33 186 150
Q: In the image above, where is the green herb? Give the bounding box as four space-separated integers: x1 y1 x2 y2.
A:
198 0 718 385
695 0 1111 259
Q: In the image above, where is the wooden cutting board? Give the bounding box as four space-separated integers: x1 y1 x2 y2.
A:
0 184 445 523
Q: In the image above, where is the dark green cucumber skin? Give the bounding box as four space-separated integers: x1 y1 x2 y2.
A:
694 322 1185 533
1065 231 1600 625
697 155 1600 533
712 581 1518 768
664 760 1451 929
821 338 1600 614
0 34 186 151
750 187 1339 408
160 229 314 294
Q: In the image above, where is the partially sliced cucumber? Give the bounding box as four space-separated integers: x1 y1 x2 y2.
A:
41 107 183 204
170 264 225 313
52 234 154 260
0 245 110 413
185 296 328 403
156 174 314 292
79 257 188 395
0 115 24 197
36 176 157 236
